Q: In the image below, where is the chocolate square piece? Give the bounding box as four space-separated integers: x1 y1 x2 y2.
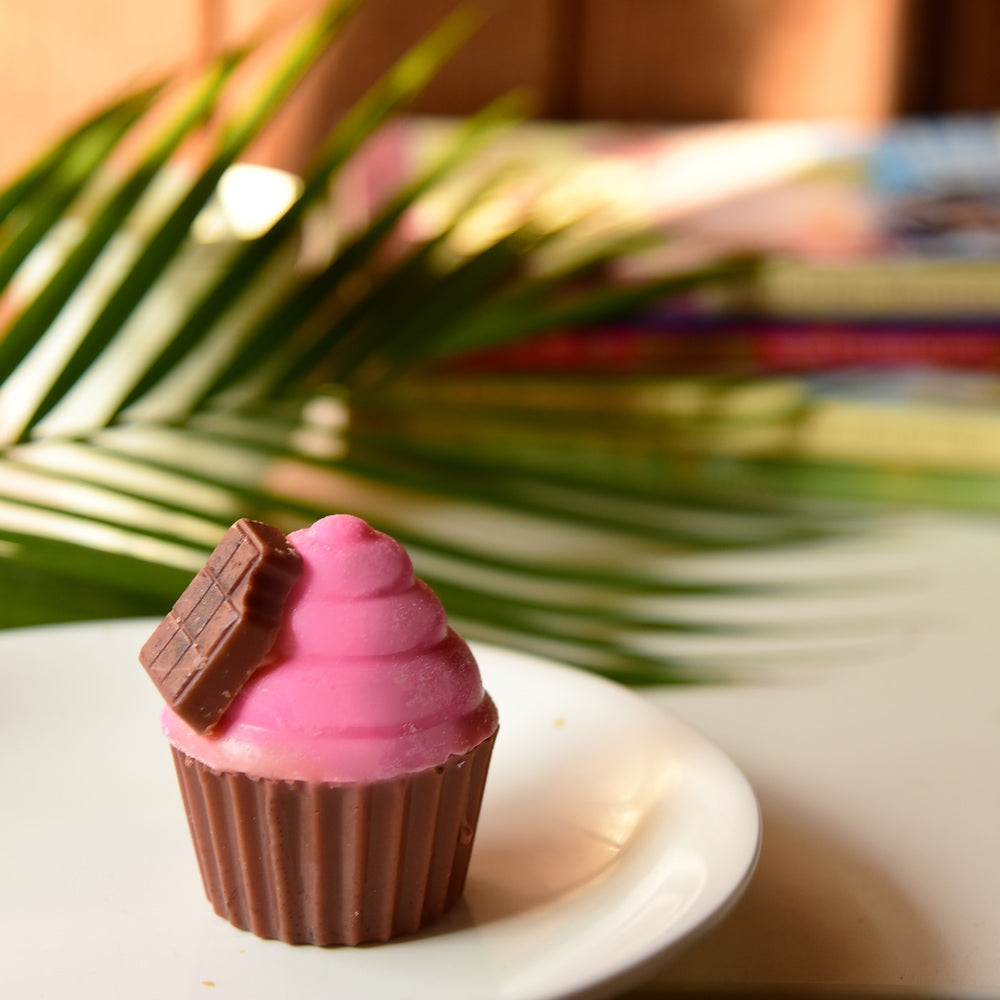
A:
140 518 303 733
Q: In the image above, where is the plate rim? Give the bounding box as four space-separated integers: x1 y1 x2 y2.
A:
469 639 762 999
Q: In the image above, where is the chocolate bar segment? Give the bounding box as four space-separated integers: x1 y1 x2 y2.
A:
140 518 303 733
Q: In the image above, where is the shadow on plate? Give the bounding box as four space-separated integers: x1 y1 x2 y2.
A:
622 781 950 997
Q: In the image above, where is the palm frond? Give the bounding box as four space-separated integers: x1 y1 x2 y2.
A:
188 92 530 410
111 4 481 424
0 0 896 680
0 55 246 436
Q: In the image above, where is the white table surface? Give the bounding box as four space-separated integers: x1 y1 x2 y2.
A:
628 511 1000 998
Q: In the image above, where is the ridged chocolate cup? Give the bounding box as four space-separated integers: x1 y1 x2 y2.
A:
169 733 496 946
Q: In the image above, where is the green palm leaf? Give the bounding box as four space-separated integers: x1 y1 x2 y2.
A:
0 0 892 680
1 57 244 434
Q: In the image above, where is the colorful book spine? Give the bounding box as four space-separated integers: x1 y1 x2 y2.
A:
449 321 1000 375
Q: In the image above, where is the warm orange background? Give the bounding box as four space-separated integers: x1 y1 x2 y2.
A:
2 0 999 182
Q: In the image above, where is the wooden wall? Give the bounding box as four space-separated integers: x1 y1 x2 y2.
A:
2 0 1000 181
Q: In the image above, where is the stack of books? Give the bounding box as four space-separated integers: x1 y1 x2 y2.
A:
361 116 1000 510
424 115 1000 374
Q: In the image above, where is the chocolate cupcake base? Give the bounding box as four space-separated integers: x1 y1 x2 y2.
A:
170 734 496 945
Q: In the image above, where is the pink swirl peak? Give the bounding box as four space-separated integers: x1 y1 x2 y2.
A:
161 515 498 783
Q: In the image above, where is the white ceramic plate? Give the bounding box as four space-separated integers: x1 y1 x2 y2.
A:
0 620 759 1000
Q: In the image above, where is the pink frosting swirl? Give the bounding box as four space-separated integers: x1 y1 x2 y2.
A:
161 515 498 782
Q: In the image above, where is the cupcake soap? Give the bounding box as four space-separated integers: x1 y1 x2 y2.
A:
140 514 498 945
